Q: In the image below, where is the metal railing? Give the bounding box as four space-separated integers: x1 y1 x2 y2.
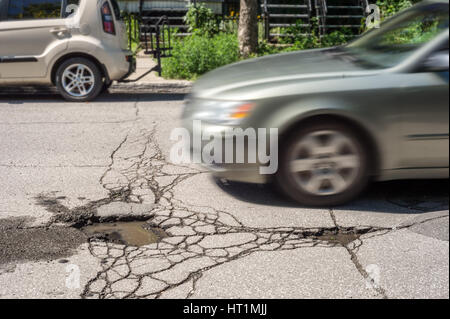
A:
124 13 141 53
130 0 370 47
141 16 173 76
123 14 173 80
262 0 314 42
316 0 370 37
315 0 327 36
263 0 270 41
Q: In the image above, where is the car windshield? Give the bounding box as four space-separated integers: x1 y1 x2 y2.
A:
344 3 449 69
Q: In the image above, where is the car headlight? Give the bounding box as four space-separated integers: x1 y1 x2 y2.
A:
194 100 256 125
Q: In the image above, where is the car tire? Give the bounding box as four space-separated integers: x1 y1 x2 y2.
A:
275 121 370 207
101 80 113 94
56 58 103 102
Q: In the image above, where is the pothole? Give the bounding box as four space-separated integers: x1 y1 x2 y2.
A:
314 232 361 246
36 194 167 247
311 228 372 246
81 221 167 247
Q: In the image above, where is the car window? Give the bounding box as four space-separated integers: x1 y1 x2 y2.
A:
376 12 447 47
109 0 121 20
0 0 8 21
346 4 449 69
7 0 63 20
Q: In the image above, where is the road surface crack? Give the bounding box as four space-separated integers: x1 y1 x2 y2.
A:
33 123 448 299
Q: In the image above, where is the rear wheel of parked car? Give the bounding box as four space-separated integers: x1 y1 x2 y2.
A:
56 58 103 102
275 121 370 207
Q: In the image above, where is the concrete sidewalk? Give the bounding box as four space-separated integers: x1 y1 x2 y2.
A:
111 56 192 94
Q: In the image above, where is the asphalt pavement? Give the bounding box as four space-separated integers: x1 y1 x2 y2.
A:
0 91 448 299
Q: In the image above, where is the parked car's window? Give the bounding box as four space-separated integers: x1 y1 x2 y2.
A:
346 4 449 69
0 0 8 21
110 0 121 20
7 0 63 20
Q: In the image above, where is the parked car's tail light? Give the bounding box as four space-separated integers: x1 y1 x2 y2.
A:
101 2 116 35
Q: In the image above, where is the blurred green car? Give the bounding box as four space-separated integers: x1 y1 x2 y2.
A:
182 0 449 206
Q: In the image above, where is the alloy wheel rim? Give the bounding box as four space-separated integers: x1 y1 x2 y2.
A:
62 64 95 97
289 130 361 196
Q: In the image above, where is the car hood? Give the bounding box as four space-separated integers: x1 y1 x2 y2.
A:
191 48 371 99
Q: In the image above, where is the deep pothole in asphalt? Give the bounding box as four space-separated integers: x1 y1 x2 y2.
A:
34 194 376 254
35 194 168 247
81 221 167 247
314 231 362 246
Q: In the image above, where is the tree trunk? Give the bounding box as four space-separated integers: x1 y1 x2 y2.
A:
239 0 259 57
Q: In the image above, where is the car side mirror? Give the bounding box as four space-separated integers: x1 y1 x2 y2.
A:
422 51 449 72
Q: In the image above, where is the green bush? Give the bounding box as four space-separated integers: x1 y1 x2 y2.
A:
320 29 353 48
269 17 352 53
257 28 351 57
184 4 220 37
162 33 239 80
278 19 312 45
376 0 415 20
162 0 421 80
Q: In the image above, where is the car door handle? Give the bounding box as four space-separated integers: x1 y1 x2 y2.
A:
50 28 69 37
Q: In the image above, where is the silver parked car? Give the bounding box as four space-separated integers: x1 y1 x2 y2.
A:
183 0 449 206
0 0 135 101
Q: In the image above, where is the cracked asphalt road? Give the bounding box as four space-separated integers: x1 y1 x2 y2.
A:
0 92 448 299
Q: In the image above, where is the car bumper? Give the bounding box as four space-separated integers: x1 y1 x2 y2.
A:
119 55 136 81
202 162 269 184
185 120 272 184
102 48 135 81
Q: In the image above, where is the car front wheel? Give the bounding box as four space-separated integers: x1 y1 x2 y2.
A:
276 121 370 207
56 58 103 102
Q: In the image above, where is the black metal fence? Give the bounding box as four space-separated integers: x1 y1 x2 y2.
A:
123 13 173 78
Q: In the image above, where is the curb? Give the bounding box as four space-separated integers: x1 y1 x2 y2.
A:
111 81 192 94
0 82 193 96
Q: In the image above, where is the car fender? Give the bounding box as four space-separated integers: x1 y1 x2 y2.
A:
253 95 395 172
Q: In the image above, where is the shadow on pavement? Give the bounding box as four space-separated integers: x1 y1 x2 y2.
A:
0 88 186 103
215 177 449 214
